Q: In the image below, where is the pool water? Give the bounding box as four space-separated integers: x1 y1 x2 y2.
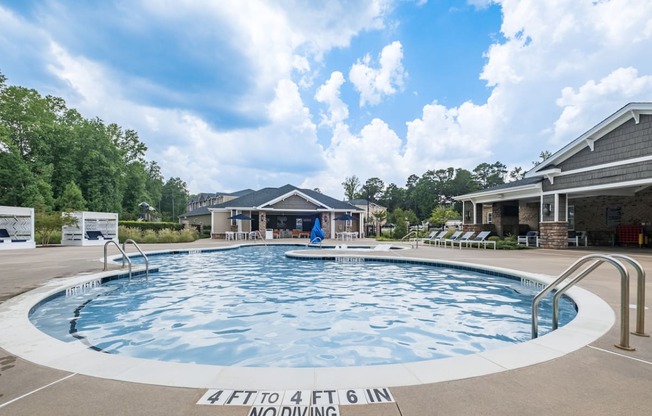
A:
29 245 576 368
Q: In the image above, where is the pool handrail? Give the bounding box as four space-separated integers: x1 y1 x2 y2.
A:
103 240 133 280
531 253 634 351
123 239 149 280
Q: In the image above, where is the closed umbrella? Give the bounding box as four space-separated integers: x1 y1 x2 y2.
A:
310 217 325 243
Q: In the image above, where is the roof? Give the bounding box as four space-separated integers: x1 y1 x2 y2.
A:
180 184 360 217
213 184 361 211
454 177 542 202
527 102 652 178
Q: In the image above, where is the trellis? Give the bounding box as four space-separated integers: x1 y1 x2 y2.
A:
0 206 36 250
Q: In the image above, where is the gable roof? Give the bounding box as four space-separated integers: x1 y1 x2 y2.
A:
454 177 542 203
527 102 652 178
212 184 361 212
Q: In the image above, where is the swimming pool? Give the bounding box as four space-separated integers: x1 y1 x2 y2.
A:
29 245 577 368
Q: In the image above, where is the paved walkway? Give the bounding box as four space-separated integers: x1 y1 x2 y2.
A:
0 239 651 415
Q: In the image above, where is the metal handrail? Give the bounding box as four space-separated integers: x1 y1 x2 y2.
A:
103 240 133 280
123 239 149 280
531 253 632 350
606 254 647 337
308 236 322 248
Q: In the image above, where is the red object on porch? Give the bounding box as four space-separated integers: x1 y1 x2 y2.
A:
616 224 644 245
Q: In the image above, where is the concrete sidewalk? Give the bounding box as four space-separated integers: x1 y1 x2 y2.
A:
1 239 651 415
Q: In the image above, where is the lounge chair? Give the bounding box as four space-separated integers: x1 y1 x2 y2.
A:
465 231 496 250
415 231 437 243
86 230 111 240
568 231 587 247
442 231 463 248
517 231 539 247
450 231 475 249
424 230 448 246
0 228 26 243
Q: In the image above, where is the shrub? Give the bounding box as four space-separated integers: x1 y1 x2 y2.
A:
119 221 183 232
117 225 199 244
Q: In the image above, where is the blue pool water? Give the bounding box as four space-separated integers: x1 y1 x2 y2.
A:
29 245 576 368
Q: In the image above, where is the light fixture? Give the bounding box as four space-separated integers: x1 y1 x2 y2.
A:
543 203 551 216
465 211 471 220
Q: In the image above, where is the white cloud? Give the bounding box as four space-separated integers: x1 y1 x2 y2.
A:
553 67 652 142
349 41 407 106
314 71 349 127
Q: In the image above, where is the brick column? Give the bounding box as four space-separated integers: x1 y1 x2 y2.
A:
540 222 568 249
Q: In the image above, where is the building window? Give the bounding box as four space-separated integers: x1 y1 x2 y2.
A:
486 212 493 224
568 205 575 231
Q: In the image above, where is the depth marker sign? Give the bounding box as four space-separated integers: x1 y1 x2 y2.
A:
197 388 395 415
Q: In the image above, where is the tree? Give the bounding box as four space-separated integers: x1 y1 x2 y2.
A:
56 181 87 211
508 166 525 181
358 177 384 202
341 175 360 200
160 177 189 221
533 150 553 166
472 161 507 189
429 206 459 228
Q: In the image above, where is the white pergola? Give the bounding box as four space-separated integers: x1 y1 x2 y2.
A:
0 205 35 250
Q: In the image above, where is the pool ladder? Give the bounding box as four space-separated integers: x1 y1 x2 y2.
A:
531 253 647 351
103 239 149 281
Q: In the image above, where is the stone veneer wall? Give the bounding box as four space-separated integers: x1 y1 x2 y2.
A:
518 202 540 231
540 222 569 249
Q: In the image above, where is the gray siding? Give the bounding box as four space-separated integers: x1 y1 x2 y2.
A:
271 195 320 210
558 114 652 171
544 160 652 192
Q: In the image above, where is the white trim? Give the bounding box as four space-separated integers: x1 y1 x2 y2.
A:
555 154 652 177
542 177 652 196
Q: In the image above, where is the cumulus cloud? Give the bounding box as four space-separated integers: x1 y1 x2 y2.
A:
553 67 652 142
349 41 407 106
314 71 349 127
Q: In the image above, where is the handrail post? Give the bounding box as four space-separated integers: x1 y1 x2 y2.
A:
122 239 149 280
610 254 648 337
104 240 132 281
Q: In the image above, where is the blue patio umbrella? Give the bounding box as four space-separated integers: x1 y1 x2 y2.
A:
310 217 325 243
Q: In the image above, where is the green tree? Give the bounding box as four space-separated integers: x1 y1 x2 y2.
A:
341 175 360 200
160 177 189 221
429 206 459 228
56 181 87 211
472 161 507 189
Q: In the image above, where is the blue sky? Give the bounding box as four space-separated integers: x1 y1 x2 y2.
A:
1 0 652 198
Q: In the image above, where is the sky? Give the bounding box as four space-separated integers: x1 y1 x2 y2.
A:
1 0 652 199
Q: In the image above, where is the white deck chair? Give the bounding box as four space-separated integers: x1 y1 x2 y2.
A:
442 231 463 248
465 231 496 250
450 231 475 249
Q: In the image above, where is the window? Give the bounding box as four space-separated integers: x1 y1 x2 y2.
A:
568 205 575 231
486 212 493 224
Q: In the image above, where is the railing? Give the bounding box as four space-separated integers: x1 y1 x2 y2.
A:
531 253 647 351
123 239 149 280
308 236 322 248
103 240 133 280
401 231 421 248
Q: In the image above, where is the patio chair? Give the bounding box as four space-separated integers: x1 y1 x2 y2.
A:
441 230 463 248
415 231 437 243
450 231 475 249
517 231 539 247
465 231 496 250
568 231 587 247
423 230 447 246
86 230 111 240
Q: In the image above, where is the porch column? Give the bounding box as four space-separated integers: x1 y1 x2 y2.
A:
540 193 568 249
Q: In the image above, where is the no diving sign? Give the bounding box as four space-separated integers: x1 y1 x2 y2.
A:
197 388 395 415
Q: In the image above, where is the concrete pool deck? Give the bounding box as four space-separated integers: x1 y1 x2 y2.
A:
0 239 651 415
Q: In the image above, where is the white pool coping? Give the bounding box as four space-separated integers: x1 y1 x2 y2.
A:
0 250 615 390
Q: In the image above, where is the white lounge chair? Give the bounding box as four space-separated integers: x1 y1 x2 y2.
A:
424 230 448 246
568 231 587 247
465 231 496 250
450 231 475 249
517 231 539 247
442 231 464 248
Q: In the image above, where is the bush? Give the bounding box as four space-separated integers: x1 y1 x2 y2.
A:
35 230 62 245
117 225 199 244
119 221 183 232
